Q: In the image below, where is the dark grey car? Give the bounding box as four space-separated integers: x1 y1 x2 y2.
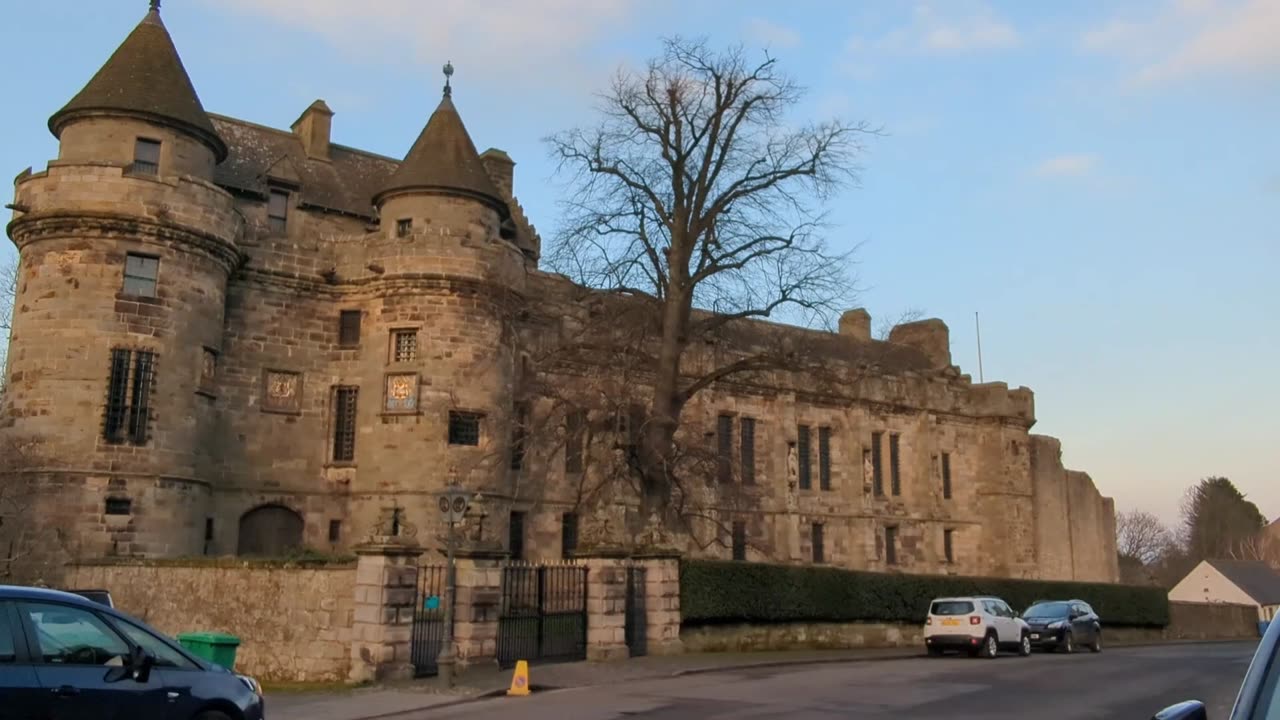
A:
1022 599 1102 653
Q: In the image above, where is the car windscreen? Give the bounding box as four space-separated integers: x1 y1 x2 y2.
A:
930 601 974 616
1024 601 1071 618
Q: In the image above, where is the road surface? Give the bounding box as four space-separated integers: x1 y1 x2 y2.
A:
430 642 1257 719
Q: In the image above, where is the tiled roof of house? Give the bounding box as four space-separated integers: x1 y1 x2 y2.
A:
1210 559 1280 605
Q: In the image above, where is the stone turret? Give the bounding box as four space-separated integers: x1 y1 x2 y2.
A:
3 1 238 567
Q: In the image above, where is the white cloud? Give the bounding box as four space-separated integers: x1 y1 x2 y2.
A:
744 18 801 49
204 0 636 94
874 2 1021 54
1082 0 1280 85
1034 154 1100 178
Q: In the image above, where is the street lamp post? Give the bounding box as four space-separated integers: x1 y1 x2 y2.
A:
435 488 470 688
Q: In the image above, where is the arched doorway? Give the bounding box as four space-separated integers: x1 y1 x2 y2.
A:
237 504 304 556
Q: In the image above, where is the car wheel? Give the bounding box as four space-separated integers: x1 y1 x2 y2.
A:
928 645 944 657
1062 631 1074 654
982 633 999 659
1019 633 1032 657
1090 630 1102 653
194 712 233 720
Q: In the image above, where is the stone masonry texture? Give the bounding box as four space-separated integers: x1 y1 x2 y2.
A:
2 8 1119 588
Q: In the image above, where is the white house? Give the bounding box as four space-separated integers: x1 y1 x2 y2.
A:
1169 559 1280 622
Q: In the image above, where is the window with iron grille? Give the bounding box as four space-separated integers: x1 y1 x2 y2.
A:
890 433 901 496
740 417 756 485
132 138 160 175
105 497 132 515
396 218 412 237
392 329 417 362
510 402 528 470
731 521 746 561
942 452 952 499
818 426 832 491
564 409 586 473
122 253 158 297
885 526 898 565
268 189 289 233
561 513 579 559
871 432 884 496
944 528 954 564
812 523 825 564
332 386 358 462
103 348 156 446
448 411 481 446
338 310 361 347
717 414 733 483
509 511 525 560
329 519 342 543
797 425 811 490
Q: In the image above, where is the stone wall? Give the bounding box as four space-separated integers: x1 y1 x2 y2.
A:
1030 435 1120 583
680 601 1259 653
65 560 356 682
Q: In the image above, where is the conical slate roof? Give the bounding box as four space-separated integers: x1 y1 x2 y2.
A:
49 4 226 161
374 93 504 211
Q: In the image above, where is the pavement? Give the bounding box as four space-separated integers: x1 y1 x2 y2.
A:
268 641 1259 720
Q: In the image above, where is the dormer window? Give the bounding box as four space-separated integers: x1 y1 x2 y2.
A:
268 189 289 234
133 138 160 175
396 218 412 238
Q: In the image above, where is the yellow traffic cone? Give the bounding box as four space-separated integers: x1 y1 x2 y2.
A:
507 659 531 696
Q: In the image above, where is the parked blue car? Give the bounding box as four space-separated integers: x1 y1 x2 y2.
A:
0 585 264 719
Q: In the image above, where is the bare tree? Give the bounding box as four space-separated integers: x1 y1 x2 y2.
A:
0 253 16 396
547 37 877 515
874 307 926 341
1116 509 1173 566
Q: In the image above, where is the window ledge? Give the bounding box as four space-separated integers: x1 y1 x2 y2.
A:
260 406 302 416
324 461 357 469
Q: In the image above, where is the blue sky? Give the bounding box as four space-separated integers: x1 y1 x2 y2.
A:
2 0 1276 526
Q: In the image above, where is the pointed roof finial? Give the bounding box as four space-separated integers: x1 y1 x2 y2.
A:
443 61 454 98
150 0 160 11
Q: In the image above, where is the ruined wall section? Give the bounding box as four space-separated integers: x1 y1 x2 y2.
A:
1029 433 1120 583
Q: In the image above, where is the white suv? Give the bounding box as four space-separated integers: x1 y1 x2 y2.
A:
924 596 1031 658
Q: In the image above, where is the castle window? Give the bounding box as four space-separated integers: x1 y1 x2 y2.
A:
103 348 156 446
267 189 289 234
396 218 412 238
871 432 884 496
104 497 132 516
797 425 812 490
561 512 579 559
509 511 525 561
122 253 158 297
812 523 825 564
818 426 832 491
132 138 160 175
615 404 643 460
885 526 899 565
338 310 361 347
564 409 586 473
448 411 481 446
890 433 901 496
716 414 733 483
392 329 417 362
944 528 955 564
329 519 342 543
740 417 756 485
331 386 359 462
942 452 952 500
731 521 746 561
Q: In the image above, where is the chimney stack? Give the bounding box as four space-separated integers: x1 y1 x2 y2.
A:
479 148 514 199
838 308 872 341
291 99 334 161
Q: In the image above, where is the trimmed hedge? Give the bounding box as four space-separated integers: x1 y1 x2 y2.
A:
681 560 1170 629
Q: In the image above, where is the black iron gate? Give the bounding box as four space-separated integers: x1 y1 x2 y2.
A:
410 565 447 677
624 564 648 657
496 563 587 668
